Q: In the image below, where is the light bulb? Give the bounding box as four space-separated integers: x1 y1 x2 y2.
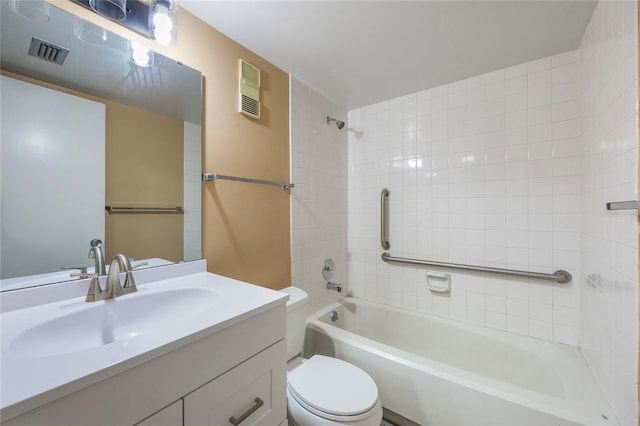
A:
154 30 172 47
152 4 173 32
130 41 151 67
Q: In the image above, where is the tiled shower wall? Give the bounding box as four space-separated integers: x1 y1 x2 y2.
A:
579 1 638 424
348 51 582 344
290 77 348 311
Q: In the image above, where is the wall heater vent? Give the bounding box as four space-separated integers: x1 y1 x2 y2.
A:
28 37 69 66
239 59 261 119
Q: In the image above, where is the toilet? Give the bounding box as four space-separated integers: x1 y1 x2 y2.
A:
281 287 383 426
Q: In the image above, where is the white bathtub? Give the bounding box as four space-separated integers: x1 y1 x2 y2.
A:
304 297 617 426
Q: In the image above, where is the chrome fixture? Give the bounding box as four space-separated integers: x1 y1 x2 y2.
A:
330 310 339 322
62 265 89 275
326 282 343 293
89 0 127 21
70 272 103 302
229 398 264 426
381 253 572 284
75 254 147 302
71 0 176 46
322 258 335 280
323 259 342 292
380 187 571 284
84 273 102 302
202 173 294 190
106 254 138 298
380 188 390 250
106 205 184 213
606 200 640 210
88 238 107 276
326 116 345 130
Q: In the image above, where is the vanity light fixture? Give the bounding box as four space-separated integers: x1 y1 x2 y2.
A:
8 0 50 22
70 0 177 47
89 0 127 22
149 0 176 47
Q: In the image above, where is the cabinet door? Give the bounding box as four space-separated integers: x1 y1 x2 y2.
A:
184 340 286 426
134 399 183 426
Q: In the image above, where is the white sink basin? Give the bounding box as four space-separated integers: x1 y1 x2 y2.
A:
1 265 287 418
9 287 221 357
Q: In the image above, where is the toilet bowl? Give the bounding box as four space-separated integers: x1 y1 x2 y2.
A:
281 287 383 426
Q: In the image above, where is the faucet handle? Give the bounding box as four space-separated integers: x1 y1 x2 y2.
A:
71 273 103 302
62 265 89 275
122 261 146 294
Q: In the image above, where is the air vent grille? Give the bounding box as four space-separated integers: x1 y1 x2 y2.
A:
241 61 260 86
241 95 260 118
28 37 69 65
239 59 261 119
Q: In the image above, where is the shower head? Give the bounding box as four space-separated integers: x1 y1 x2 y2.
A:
326 116 345 130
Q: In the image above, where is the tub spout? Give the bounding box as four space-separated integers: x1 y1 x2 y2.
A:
326 281 343 293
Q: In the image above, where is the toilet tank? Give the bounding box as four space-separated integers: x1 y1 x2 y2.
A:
280 286 310 361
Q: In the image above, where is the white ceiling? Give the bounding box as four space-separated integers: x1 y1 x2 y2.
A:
179 0 596 110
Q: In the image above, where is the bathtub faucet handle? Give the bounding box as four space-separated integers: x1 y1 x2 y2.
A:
326 281 343 293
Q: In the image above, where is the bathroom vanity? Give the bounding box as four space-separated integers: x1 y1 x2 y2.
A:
0 261 288 426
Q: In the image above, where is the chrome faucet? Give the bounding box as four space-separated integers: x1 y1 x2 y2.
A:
105 254 135 299
88 239 106 276
326 281 343 293
76 254 146 302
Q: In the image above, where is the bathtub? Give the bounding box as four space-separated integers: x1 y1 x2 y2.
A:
304 297 617 426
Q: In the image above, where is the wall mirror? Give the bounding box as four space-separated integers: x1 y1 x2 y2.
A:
0 0 203 291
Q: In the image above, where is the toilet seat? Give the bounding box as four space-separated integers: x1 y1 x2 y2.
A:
287 355 379 422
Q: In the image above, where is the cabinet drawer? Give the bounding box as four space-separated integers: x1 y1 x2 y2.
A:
134 400 183 426
184 340 286 426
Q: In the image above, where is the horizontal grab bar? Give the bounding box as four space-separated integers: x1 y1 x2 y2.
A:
381 253 572 284
105 206 183 213
202 173 294 190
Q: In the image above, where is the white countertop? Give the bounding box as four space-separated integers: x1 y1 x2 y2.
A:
0 263 287 420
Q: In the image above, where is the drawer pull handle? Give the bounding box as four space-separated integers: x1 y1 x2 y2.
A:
229 397 263 425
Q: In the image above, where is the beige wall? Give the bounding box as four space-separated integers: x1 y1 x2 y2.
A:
105 103 184 262
52 1 292 289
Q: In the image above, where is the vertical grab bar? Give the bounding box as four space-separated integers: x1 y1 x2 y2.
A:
381 188 390 250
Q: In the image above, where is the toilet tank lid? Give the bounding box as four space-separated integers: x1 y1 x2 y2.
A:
281 286 309 311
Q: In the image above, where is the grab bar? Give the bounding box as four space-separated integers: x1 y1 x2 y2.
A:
202 173 294 190
381 253 572 284
380 188 390 250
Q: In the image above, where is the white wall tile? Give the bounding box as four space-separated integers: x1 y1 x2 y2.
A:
291 77 348 311
349 51 582 340
346 15 638 424
578 1 639 423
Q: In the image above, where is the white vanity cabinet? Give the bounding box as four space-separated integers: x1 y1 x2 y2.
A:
1 283 287 426
135 400 183 426
184 340 286 426
135 340 286 426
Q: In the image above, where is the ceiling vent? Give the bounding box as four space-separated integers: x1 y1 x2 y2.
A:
239 59 260 119
28 37 70 66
